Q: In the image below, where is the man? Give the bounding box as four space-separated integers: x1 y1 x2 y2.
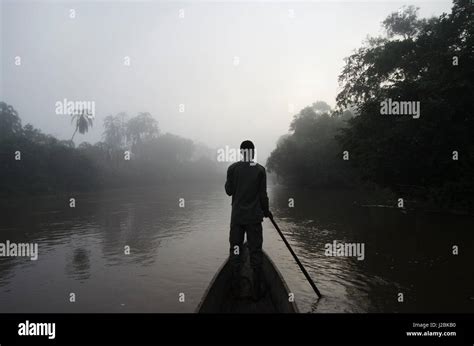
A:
225 140 272 300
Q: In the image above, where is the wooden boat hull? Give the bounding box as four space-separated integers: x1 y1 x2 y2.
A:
197 245 299 313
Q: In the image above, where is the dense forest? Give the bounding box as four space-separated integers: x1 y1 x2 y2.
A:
1 1 472 211
268 1 474 211
0 103 222 196
267 101 355 187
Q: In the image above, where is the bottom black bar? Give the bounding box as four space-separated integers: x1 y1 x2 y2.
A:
0 313 472 345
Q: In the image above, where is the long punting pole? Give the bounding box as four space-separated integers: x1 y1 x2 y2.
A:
269 216 322 299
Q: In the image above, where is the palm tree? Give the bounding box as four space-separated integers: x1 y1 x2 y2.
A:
71 109 93 141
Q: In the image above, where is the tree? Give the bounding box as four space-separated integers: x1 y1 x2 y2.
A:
126 112 159 151
71 109 94 141
103 113 127 149
382 5 423 39
0 102 22 140
267 101 354 187
336 0 474 208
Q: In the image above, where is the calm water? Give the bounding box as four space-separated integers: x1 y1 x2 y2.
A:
0 183 473 313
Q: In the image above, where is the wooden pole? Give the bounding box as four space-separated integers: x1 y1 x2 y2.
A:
269 216 322 299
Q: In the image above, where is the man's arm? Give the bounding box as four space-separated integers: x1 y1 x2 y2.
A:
225 165 234 196
259 167 271 218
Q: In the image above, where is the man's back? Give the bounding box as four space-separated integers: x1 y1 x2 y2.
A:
225 161 269 225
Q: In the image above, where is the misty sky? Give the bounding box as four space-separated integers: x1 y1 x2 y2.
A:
1 0 452 162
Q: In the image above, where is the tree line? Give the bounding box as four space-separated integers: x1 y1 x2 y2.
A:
0 103 222 196
267 1 473 210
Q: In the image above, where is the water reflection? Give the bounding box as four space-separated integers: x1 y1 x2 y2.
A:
0 184 472 312
269 186 474 313
66 248 91 282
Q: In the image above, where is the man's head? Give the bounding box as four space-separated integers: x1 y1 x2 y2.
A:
240 140 255 161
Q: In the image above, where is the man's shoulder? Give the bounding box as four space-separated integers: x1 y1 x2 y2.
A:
227 162 240 171
254 162 266 172
228 161 266 172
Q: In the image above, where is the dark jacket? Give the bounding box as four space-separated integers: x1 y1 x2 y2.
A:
225 161 270 225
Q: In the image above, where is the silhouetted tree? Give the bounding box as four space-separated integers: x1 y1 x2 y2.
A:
71 109 94 141
126 112 159 151
103 113 127 149
336 0 474 208
0 102 22 139
267 102 354 187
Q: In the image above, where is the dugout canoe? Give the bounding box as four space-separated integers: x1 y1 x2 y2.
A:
196 245 299 313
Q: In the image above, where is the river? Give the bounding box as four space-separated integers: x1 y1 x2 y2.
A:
0 183 472 312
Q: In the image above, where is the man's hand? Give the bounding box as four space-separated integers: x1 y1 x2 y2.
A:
264 210 273 219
